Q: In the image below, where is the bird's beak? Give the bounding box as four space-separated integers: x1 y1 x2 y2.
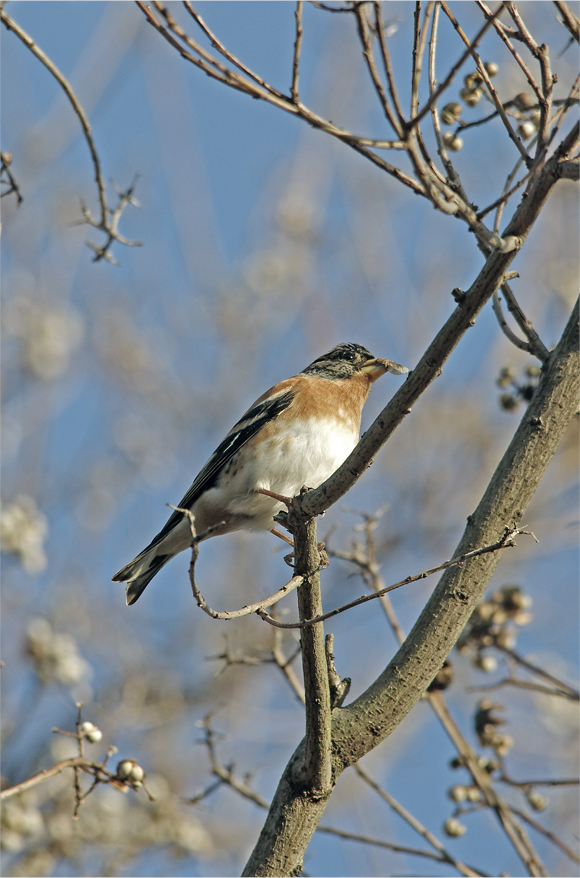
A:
361 357 409 383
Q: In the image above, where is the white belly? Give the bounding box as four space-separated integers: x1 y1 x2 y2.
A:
195 417 358 532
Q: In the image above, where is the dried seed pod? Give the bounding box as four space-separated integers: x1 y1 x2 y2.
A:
500 393 519 411
449 784 468 802
518 121 537 140
526 790 548 811
116 759 136 778
444 817 467 837
460 87 483 108
130 763 145 783
442 132 464 152
441 102 462 125
514 92 535 110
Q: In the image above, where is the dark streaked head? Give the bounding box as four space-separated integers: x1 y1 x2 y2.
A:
301 342 407 383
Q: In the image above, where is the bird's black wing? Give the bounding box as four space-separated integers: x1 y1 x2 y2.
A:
145 386 297 549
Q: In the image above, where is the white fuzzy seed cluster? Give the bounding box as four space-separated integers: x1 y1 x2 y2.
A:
26 618 91 687
1 496 48 573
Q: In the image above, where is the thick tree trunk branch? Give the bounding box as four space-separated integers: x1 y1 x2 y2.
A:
291 513 333 795
293 125 579 523
242 297 579 877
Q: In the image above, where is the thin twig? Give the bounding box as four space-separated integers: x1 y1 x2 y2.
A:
554 1 580 43
327 507 406 643
291 1 303 103
468 676 580 700
354 765 484 877
258 527 528 629
502 774 580 789
511 805 580 864
505 3 554 160
429 691 548 877
176 506 304 620
498 645 580 699
406 4 501 131
374 2 406 131
272 631 305 703
440 2 531 165
476 1 543 102
183 1 285 99
0 7 140 262
189 714 271 808
492 289 534 354
137 1 426 196
428 4 470 203
355 3 401 134
410 2 435 119
0 150 23 204
498 282 550 361
317 824 485 872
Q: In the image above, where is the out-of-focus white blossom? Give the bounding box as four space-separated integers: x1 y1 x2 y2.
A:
26 617 91 687
1 496 48 573
1 800 45 852
4 298 84 379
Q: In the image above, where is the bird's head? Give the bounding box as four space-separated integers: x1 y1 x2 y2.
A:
302 343 408 382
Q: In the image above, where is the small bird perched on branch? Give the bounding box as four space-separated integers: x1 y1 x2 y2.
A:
113 343 407 605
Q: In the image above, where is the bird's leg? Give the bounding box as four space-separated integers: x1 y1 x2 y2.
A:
255 487 293 507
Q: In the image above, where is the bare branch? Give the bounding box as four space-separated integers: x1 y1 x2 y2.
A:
498 645 580 699
258 527 526 629
428 4 470 203
373 2 406 130
182 1 286 99
469 676 580 699
290 512 332 794
554 1 580 42
410 2 435 119
137 1 426 196
440 2 532 166
406 4 501 132
353 765 484 877
559 158 580 179
510 806 580 865
492 289 534 354
0 150 23 204
476 1 544 101
291 1 303 103
272 632 305 703
505 3 554 159
355 3 402 134
317 823 485 872
498 282 551 361
428 692 548 876
0 7 140 262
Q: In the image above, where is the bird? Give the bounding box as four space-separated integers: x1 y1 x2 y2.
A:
112 343 408 605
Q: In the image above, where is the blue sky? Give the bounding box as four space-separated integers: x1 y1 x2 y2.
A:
2 3 578 876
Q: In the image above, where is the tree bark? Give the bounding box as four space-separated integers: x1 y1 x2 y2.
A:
242 297 579 877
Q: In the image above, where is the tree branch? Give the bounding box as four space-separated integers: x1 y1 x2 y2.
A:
291 126 579 524
258 527 527 629
287 509 333 795
243 295 579 876
0 7 140 262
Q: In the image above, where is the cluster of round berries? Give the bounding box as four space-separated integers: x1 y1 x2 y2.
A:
439 61 541 152
439 62 499 152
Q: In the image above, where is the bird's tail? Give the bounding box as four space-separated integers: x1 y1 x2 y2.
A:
112 545 173 606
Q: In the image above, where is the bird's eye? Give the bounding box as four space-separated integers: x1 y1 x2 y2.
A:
343 351 356 361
